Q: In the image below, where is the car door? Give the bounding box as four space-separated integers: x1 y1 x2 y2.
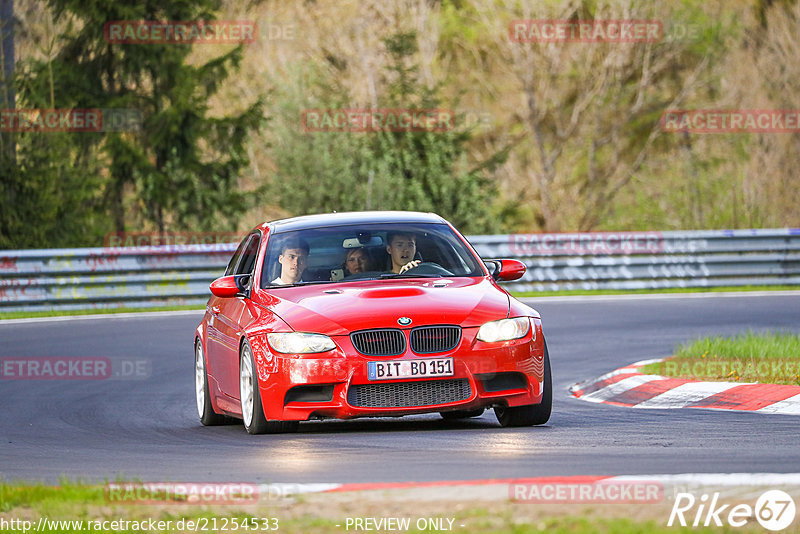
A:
205 235 247 400
208 232 260 402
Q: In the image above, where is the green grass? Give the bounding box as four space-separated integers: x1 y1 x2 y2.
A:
0 480 734 534
0 480 105 512
511 285 800 298
500 517 719 533
0 305 204 321
640 331 800 385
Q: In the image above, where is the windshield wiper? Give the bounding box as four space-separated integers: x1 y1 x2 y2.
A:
379 273 443 279
270 280 336 288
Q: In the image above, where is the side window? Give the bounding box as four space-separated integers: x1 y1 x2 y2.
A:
235 233 261 275
224 236 249 276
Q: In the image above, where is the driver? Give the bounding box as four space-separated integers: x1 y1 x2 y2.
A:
385 232 421 274
272 238 309 285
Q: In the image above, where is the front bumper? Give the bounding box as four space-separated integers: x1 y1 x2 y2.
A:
251 320 545 421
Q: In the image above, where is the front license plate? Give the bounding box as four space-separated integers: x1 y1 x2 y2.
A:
368 358 454 381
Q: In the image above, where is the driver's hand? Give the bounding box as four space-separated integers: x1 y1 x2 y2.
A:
399 260 421 274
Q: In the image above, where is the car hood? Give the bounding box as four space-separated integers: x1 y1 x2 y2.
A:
261 278 511 335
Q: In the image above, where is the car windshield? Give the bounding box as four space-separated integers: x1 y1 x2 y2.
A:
260 223 485 288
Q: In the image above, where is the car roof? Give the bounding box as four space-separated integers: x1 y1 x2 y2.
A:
263 211 447 233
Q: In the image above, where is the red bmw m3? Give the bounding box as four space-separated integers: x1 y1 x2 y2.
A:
194 211 551 434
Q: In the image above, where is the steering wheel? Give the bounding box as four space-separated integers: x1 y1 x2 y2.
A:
407 262 453 276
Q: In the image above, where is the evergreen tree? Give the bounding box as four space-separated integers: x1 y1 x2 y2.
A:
270 30 505 234
368 31 505 233
1 0 263 248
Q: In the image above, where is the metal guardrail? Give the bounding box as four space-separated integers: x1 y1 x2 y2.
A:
470 228 800 292
0 246 234 312
1 229 799 312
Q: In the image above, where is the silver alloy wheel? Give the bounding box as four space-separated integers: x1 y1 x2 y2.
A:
195 340 205 418
240 344 254 427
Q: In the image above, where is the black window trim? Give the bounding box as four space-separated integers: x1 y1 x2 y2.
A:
228 230 262 297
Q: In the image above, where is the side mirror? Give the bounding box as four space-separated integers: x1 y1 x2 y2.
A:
210 274 252 297
486 259 526 281
483 260 500 278
210 275 241 298
235 274 251 292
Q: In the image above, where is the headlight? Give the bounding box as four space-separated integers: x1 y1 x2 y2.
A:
266 332 336 354
476 317 531 343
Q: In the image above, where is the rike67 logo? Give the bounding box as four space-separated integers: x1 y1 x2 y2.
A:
669 490 796 531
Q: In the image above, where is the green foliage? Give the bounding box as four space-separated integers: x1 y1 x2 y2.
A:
4 0 798 247
640 331 800 385
266 61 373 215
1 0 263 248
268 30 507 234
0 131 108 249
674 331 800 362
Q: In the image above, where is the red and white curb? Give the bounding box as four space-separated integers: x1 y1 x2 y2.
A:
570 359 800 414
258 474 800 500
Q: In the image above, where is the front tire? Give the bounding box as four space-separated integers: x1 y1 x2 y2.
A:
239 340 298 434
195 339 226 426
495 338 552 427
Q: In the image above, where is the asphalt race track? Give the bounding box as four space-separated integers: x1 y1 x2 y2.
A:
1 293 799 484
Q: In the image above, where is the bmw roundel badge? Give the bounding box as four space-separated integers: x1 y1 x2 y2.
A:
397 317 412 326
